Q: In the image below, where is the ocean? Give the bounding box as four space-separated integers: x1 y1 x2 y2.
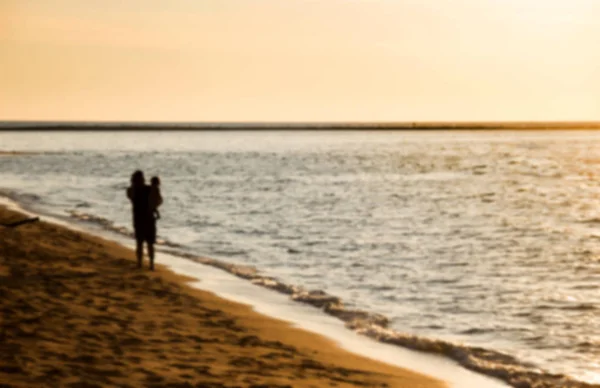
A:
1 130 599 387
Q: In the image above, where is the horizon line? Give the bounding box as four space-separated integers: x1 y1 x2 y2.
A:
2 120 600 126
2 120 600 131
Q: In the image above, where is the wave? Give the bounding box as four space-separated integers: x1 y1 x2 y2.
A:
47 209 600 388
66 210 182 249
459 327 495 335
0 189 42 204
535 303 597 312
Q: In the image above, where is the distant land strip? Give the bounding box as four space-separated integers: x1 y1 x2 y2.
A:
2 121 600 130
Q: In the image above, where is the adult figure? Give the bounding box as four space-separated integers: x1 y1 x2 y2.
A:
127 170 156 270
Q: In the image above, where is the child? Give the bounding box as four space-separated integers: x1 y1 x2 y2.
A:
149 176 163 220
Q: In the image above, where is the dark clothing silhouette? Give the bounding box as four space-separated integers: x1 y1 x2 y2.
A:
131 185 156 244
127 170 157 271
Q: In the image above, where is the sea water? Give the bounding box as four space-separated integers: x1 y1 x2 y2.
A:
1 130 599 386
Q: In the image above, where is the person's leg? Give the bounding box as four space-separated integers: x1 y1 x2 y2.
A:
136 239 143 268
148 243 155 271
147 218 157 271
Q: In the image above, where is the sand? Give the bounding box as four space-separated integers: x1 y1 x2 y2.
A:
0 205 444 388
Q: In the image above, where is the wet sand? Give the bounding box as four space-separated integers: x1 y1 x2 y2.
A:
0 205 444 388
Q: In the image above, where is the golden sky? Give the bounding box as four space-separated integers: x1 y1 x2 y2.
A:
1 0 598 122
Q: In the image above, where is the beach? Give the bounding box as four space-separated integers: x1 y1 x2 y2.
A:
0 204 443 387
1 130 599 387
4 0 600 383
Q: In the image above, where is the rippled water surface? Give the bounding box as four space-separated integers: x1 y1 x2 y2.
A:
1 130 600 384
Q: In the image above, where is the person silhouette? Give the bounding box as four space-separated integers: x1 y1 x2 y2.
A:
126 170 157 270
149 176 163 220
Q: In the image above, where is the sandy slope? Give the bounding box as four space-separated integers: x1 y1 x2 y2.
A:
0 205 444 388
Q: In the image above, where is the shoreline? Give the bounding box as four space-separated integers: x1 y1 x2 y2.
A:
0 201 446 387
58 206 592 388
1 194 514 388
1 194 517 388
4 187 596 388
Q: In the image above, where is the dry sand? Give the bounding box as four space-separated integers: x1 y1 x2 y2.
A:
0 205 444 388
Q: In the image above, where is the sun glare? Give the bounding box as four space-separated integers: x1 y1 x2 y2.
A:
495 0 598 24
1 0 599 121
